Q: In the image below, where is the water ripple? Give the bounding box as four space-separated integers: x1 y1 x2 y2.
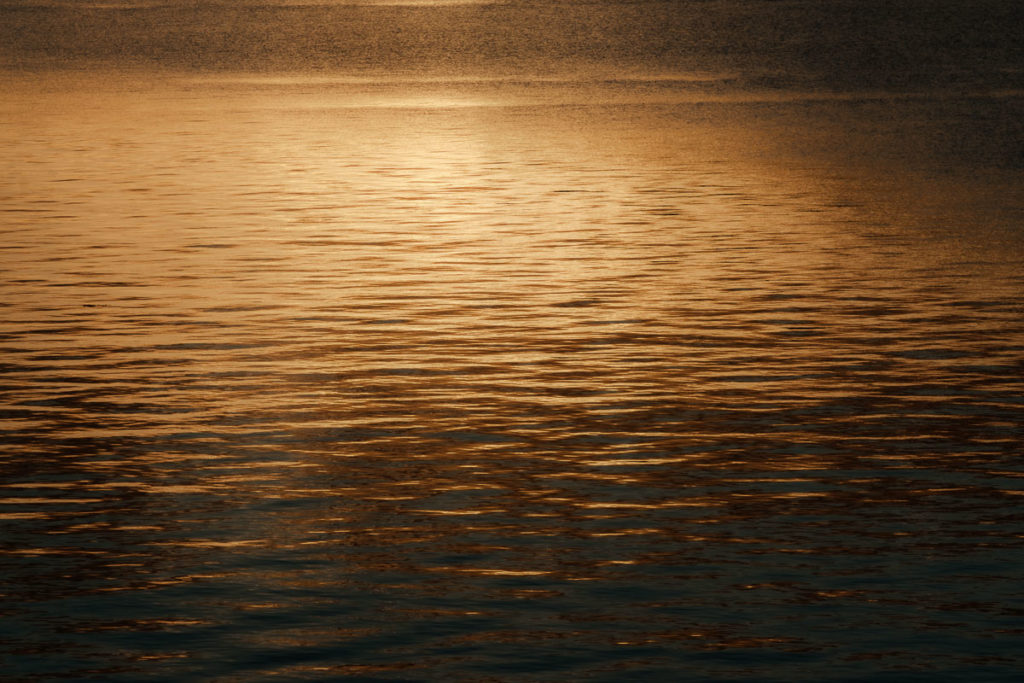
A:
2 75 1023 680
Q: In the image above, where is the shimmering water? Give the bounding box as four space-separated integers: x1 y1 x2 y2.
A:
2 1 1024 681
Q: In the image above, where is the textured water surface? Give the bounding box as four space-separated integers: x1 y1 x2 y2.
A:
2 1 1024 681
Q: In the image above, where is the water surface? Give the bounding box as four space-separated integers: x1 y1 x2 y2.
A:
2 1 1024 680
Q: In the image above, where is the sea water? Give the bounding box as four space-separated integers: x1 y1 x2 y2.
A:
2 1 1023 680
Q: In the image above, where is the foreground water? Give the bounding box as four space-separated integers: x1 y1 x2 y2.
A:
3 1 1024 681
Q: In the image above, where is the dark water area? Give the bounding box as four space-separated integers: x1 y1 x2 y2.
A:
2 1 1024 681
3 0 1024 95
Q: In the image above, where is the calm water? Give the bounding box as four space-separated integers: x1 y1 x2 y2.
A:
2 1 1024 681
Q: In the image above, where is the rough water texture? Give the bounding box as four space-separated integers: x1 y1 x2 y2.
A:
2 1 1023 680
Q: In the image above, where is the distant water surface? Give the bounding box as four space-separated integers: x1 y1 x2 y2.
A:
2 1 1024 681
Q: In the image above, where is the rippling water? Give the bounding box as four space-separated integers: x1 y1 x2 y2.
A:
3 1 1024 681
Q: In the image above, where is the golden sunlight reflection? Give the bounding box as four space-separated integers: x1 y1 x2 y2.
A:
3 60 1023 680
